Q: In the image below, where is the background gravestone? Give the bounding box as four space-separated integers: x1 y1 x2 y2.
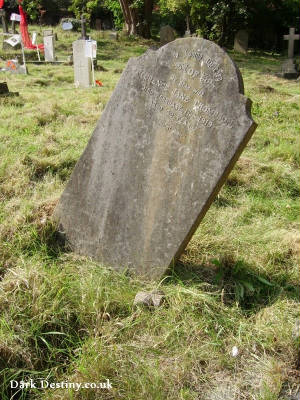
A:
160 25 175 46
44 35 56 62
234 30 249 54
43 29 53 37
281 27 299 79
72 39 92 88
54 37 257 279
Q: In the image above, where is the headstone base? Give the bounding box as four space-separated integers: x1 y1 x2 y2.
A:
279 58 299 79
0 82 19 97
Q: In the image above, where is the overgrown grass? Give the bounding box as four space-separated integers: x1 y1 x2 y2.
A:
0 28 299 400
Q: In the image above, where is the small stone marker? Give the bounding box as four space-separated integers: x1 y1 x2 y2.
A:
43 29 53 37
234 30 248 54
0 82 19 97
54 38 257 279
160 25 175 46
62 21 73 31
133 290 165 307
3 34 21 50
43 35 56 62
72 39 92 88
1 59 26 74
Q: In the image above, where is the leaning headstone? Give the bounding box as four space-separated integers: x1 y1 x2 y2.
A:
3 34 21 50
54 37 257 279
281 27 300 79
43 35 56 62
234 30 248 54
72 39 92 88
160 25 175 46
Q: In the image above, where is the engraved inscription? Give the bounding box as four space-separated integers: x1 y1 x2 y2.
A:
137 48 235 138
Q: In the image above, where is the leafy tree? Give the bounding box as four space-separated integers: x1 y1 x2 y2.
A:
68 0 100 21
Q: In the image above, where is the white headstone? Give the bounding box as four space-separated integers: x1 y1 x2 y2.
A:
32 32 37 45
62 21 73 31
10 13 21 22
85 40 97 59
4 34 21 47
73 39 92 88
43 35 55 62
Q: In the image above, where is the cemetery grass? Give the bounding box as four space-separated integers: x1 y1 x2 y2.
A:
0 28 299 400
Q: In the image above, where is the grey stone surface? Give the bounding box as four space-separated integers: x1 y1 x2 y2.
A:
160 25 175 45
133 290 165 307
234 30 248 54
44 35 56 62
1 59 26 74
72 39 92 88
283 27 299 58
43 29 53 37
281 58 299 79
54 37 257 279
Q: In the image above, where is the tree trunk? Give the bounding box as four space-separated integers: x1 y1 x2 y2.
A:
119 0 154 38
143 0 153 39
119 0 138 36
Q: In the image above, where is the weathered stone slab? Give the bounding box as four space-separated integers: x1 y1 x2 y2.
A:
234 30 248 54
44 35 56 62
160 25 175 45
54 38 257 279
72 39 92 88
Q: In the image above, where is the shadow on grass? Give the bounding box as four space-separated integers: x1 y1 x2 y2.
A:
164 256 299 314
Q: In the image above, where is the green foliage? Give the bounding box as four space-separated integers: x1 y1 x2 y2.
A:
103 0 123 29
212 259 274 309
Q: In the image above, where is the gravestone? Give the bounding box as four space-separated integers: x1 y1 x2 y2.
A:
109 31 119 41
72 39 92 88
160 25 175 46
3 34 21 50
43 35 56 62
54 37 257 279
234 30 248 54
0 82 19 97
43 29 53 37
95 19 102 31
1 59 26 74
281 27 299 79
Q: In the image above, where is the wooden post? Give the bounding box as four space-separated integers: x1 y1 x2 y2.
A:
81 15 87 40
0 9 8 33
